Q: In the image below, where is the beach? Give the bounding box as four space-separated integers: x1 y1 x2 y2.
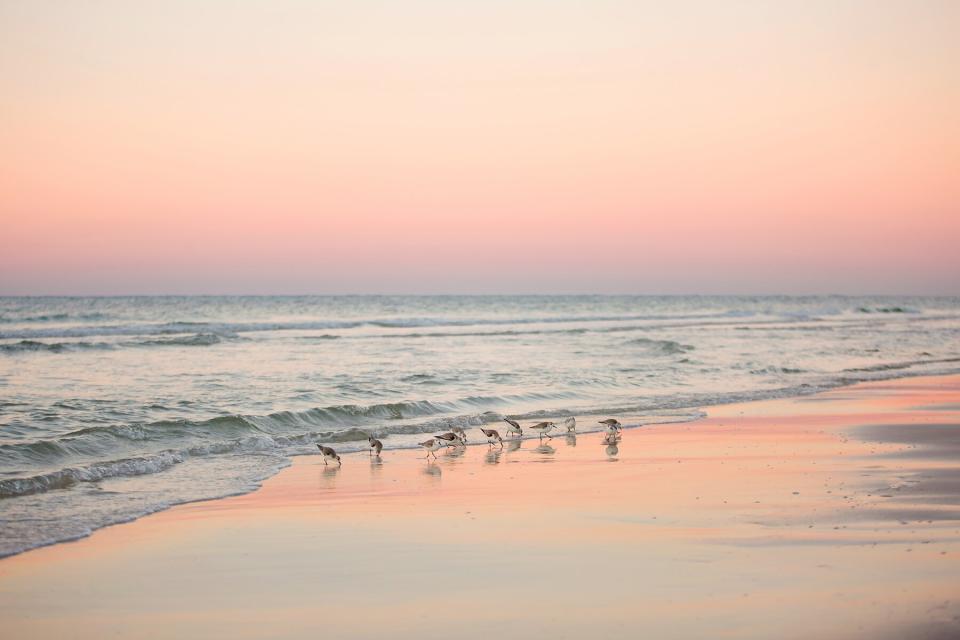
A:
1 374 958 639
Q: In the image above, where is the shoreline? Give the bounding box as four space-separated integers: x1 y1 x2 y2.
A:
1 374 959 638
5 365 960 560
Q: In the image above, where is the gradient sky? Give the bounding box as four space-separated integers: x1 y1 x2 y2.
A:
1 0 958 295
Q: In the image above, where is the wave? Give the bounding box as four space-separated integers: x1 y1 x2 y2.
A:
0 312 109 324
0 340 115 353
749 366 806 375
624 338 693 355
0 310 762 340
136 333 228 347
1 333 238 354
856 306 916 314
842 356 960 373
0 451 185 498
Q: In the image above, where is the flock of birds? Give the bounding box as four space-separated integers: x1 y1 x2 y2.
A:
316 417 624 465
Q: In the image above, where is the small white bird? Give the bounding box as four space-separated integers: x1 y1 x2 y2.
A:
560 416 576 433
599 418 622 437
529 421 556 440
451 426 468 443
317 445 341 466
367 436 383 456
419 438 443 459
502 418 522 437
479 428 504 448
435 432 465 447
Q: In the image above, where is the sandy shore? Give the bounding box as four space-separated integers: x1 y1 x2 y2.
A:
1 375 959 639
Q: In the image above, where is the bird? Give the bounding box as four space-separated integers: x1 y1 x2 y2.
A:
451 426 468 443
435 432 465 447
502 418 522 437
317 445 341 466
529 421 556 440
479 428 504 448
419 438 443 459
367 436 383 456
599 418 622 437
560 416 576 433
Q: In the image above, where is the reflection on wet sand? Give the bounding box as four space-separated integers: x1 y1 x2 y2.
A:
319 465 340 488
369 455 383 477
507 439 524 453
565 434 577 447
440 446 466 463
533 443 556 460
484 449 503 465
605 443 619 460
422 461 441 481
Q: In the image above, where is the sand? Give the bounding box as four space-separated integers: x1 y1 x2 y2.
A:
1 375 959 639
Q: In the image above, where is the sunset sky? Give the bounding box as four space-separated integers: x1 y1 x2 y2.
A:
1 0 958 295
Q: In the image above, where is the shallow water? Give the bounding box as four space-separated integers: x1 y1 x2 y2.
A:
1 295 959 556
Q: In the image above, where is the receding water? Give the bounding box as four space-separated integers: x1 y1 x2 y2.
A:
1 295 959 556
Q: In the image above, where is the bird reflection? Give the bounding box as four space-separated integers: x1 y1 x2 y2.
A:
565 434 577 447
369 454 383 477
484 449 503 465
605 443 619 459
319 465 340 488
507 439 523 453
443 446 465 459
422 461 442 480
533 443 556 458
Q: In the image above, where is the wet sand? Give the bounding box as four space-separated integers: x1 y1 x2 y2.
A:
1 375 958 639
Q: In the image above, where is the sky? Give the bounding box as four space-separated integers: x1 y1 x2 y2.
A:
1 0 958 295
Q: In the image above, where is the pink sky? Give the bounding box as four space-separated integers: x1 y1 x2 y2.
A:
1 1 958 294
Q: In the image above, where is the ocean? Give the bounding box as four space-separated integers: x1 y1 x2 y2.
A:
2 295 959 557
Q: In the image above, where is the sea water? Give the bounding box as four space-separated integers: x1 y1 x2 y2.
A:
1 295 959 556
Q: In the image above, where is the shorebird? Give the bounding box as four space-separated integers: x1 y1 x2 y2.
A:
451 426 468 443
529 421 556 440
502 418 522 437
419 438 443 459
479 428 504 448
367 436 383 456
560 416 577 433
600 418 622 437
317 445 341 466
435 432 465 447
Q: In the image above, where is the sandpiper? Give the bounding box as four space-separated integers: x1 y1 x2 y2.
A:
317 445 341 466
451 426 468 443
529 421 556 440
479 428 504 447
599 418 622 437
367 436 383 456
502 418 522 437
560 416 577 433
435 432 465 447
419 438 443 459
